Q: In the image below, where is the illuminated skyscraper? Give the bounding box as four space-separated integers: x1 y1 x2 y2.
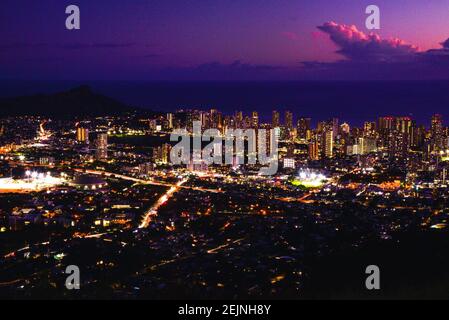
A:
378 116 395 149
95 133 108 160
243 116 251 129
200 112 209 129
431 114 444 151
351 137 377 155
378 117 395 132
167 113 174 129
340 122 350 135
317 121 326 133
162 143 171 164
297 118 311 140
216 112 223 130
319 119 337 137
210 109 221 128
331 118 339 136
363 121 375 136
153 143 171 164
285 111 293 129
395 117 415 152
272 110 280 128
396 117 412 134
321 130 334 158
223 116 233 133
235 111 243 128
308 139 320 161
251 111 259 128
185 110 200 131
76 127 89 144
414 125 426 149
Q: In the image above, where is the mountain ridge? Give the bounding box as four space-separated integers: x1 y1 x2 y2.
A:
0 85 139 119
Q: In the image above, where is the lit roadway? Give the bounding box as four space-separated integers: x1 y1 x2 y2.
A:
74 168 222 193
138 178 188 229
3 162 221 233
5 160 221 194
73 169 221 229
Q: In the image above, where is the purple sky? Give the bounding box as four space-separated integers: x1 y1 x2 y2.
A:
2 0 449 80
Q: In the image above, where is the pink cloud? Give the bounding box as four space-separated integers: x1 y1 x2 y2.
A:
317 21 419 62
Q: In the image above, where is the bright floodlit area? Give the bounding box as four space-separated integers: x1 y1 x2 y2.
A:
292 170 328 188
0 171 65 193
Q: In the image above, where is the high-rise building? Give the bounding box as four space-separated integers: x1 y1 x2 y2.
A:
243 116 251 129
363 121 376 136
395 117 415 151
321 130 334 158
216 112 223 130
308 139 320 160
251 111 259 128
349 137 377 155
272 110 280 128
95 133 108 160
76 127 89 144
186 110 200 130
297 118 311 140
167 113 174 129
223 116 233 133
210 109 222 129
285 111 293 129
340 122 350 135
162 143 171 163
149 119 158 132
318 119 337 137
414 125 426 149
153 143 171 164
431 114 444 151
378 117 395 149
331 118 339 136
396 117 412 134
235 111 243 128
200 112 210 129
378 117 395 132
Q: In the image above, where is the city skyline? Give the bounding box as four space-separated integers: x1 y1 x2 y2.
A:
3 1 449 302
2 93 449 298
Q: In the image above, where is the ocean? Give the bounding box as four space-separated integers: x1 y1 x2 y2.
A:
1 80 449 127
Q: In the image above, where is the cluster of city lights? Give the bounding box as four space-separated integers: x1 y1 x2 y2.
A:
25 170 52 180
0 171 65 192
82 184 106 190
292 170 328 188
